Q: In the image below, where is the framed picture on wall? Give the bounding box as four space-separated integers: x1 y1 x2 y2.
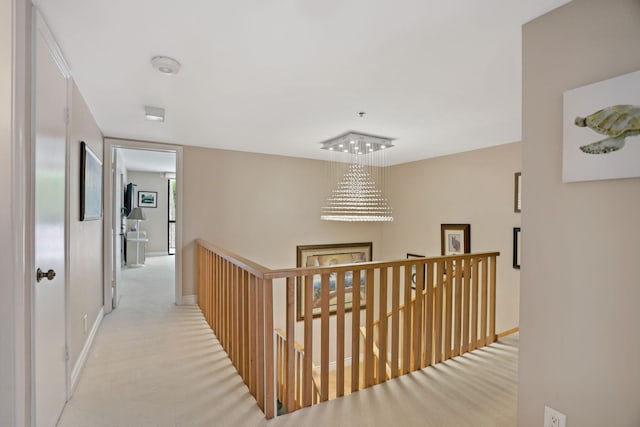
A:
296 242 371 321
80 141 103 221
563 70 640 182
440 224 471 256
513 227 521 269
138 191 157 208
406 253 425 290
514 172 522 213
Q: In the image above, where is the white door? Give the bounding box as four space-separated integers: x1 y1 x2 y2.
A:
112 151 122 308
34 23 68 427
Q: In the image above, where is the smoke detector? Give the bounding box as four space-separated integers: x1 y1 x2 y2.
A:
151 56 181 75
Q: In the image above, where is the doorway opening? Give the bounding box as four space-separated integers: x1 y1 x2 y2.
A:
103 139 184 315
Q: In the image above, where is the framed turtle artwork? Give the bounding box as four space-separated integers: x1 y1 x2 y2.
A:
563 69 640 183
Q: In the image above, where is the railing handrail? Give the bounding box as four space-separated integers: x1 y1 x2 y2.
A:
265 252 498 279
196 239 271 278
274 328 305 353
197 239 500 419
197 238 498 281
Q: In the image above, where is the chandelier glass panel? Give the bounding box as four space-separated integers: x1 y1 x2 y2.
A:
320 131 394 222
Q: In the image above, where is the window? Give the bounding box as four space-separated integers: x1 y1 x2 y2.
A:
168 178 176 255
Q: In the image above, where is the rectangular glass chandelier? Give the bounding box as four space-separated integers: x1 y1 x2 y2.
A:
319 131 394 222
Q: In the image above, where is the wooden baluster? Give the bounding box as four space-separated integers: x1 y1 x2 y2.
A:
275 333 280 403
444 260 453 361
471 258 479 350
197 246 202 312
234 265 240 366
423 261 434 368
243 270 250 384
238 269 244 379
378 267 388 383
390 266 400 378
453 258 463 357
336 271 345 398
264 278 274 419
226 260 231 351
351 270 361 393
256 277 265 411
434 260 444 363
412 261 424 371
303 274 314 407
206 249 210 324
285 277 296 413
219 259 224 345
221 259 226 347
480 256 488 347
211 253 216 330
200 248 205 321
402 265 411 375
215 255 220 334
248 274 257 397
296 349 302 409
320 273 330 402
364 268 375 387
462 257 471 354
489 255 497 344
231 265 237 363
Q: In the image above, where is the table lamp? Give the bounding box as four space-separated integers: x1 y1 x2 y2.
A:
128 207 147 266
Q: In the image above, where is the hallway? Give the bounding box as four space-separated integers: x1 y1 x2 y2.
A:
59 256 518 427
58 256 268 427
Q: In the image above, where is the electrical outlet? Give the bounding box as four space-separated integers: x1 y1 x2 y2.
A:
83 314 88 333
544 406 566 427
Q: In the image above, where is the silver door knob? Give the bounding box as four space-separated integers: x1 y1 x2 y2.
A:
36 268 56 282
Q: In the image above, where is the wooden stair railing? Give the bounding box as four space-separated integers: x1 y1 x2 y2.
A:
274 328 319 413
197 239 499 419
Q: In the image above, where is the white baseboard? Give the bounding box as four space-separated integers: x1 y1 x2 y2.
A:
71 306 104 392
181 294 197 305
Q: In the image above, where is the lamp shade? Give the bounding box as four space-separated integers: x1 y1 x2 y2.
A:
127 207 147 221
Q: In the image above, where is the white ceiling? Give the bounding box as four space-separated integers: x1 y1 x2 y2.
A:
36 0 570 165
118 148 176 173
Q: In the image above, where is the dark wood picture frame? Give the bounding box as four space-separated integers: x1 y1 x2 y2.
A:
440 224 471 256
514 172 522 213
80 141 103 221
138 191 158 208
513 227 521 269
406 253 425 290
296 242 372 321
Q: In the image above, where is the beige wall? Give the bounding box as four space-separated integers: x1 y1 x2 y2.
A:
182 143 522 361
382 142 522 334
519 1 640 426
67 81 104 369
182 146 384 361
127 171 169 254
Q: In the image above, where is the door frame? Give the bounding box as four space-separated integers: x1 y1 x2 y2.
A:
103 138 184 312
4 0 31 425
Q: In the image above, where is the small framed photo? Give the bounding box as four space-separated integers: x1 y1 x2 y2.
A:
138 191 158 208
513 227 521 269
440 224 470 256
514 172 522 213
406 253 425 289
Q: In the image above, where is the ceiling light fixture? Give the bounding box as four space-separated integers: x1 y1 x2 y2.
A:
319 131 394 222
151 56 181 75
144 106 165 122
